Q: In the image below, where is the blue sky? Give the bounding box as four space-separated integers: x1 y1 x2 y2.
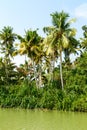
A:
0 0 87 65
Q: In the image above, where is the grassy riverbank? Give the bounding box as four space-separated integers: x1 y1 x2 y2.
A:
0 80 87 112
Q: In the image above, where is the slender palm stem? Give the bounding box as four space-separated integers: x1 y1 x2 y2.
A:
59 50 64 90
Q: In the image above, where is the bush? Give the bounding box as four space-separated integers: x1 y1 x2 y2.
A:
72 95 87 112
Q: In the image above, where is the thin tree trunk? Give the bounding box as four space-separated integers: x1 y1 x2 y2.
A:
32 60 38 87
49 55 55 82
59 50 64 90
38 69 42 88
38 60 42 88
5 56 9 85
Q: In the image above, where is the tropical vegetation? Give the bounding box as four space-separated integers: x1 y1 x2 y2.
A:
0 11 87 112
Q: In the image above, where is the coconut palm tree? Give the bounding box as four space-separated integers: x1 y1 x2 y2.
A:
0 26 17 82
43 27 58 82
0 26 16 59
17 29 43 88
43 11 78 89
64 35 79 64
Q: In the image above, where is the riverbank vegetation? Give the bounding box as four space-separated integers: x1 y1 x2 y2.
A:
0 11 87 112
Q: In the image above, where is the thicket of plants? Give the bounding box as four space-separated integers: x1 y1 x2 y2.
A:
0 11 87 111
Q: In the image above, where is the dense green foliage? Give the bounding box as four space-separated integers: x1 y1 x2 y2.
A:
0 11 87 111
0 74 87 112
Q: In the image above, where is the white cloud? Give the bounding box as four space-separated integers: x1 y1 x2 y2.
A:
75 3 87 19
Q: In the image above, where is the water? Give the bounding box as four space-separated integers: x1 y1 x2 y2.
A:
0 108 87 130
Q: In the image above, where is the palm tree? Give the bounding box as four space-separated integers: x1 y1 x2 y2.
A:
64 35 79 65
43 27 58 82
43 11 78 89
0 26 16 59
0 26 17 83
0 56 18 85
17 29 43 88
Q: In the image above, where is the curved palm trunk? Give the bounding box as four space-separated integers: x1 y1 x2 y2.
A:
59 50 64 90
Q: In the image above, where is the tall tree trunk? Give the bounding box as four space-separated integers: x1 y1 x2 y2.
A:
32 60 37 86
5 56 9 85
49 54 55 82
38 61 43 88
38 69 42 88
49 60 53 81
59 50 64 90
